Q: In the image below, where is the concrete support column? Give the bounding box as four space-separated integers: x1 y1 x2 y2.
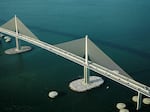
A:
84 66 90 84
136 91 142 110
15 15 20 51
84 35 90 84
15 37 20 51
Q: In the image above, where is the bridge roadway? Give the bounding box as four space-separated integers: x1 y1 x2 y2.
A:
0 27 150 97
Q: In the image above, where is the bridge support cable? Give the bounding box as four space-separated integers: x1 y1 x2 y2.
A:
1 16 38 39
55 37 132 79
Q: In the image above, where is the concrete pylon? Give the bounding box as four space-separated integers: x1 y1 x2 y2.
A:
84 35 90 84
136 91 142 110
15 15 20 51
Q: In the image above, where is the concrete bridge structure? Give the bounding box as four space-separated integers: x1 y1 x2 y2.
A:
0 15 150 110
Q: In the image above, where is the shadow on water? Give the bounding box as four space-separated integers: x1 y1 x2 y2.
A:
132 68 150 74
30 26 80 39
93 39 150 59
1 18 150 59
0 42 3 55
30 25 150 59
0 18 7 25
16 54 24 74
57 91 67 98
0 102 33 112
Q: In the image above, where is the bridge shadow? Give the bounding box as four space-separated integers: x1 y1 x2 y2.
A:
30 26 80 39
57 91 67 98
30 26 150 59
16 54 24 74
0 18 6 25
22 26 150 59
131 67 150 77
1 18 150 59
94 39 150 59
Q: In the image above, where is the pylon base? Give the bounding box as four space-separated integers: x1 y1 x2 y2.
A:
5 46 32 54
69 76 104 92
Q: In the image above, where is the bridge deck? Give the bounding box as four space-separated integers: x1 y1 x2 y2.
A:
0 27 150 97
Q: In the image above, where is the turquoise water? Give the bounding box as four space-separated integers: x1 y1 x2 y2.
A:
0 0 150 112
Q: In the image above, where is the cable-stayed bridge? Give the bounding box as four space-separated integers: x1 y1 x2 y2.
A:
0 16 150 110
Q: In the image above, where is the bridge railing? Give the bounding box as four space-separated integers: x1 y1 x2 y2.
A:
89 62 150 96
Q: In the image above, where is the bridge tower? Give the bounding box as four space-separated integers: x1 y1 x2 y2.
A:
69 35 104 92
84 35 90 84
15 15 20 51
1 15 38 54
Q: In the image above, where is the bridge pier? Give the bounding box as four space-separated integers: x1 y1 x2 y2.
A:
4 15 32 54
84 35 90 84
69 35 104 92
136 91 142 110
15 15 20 51
84 66 90 84
15 37 20 51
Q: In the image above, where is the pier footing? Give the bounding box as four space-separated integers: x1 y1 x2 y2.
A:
69 76 104 92
5 46 32 54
